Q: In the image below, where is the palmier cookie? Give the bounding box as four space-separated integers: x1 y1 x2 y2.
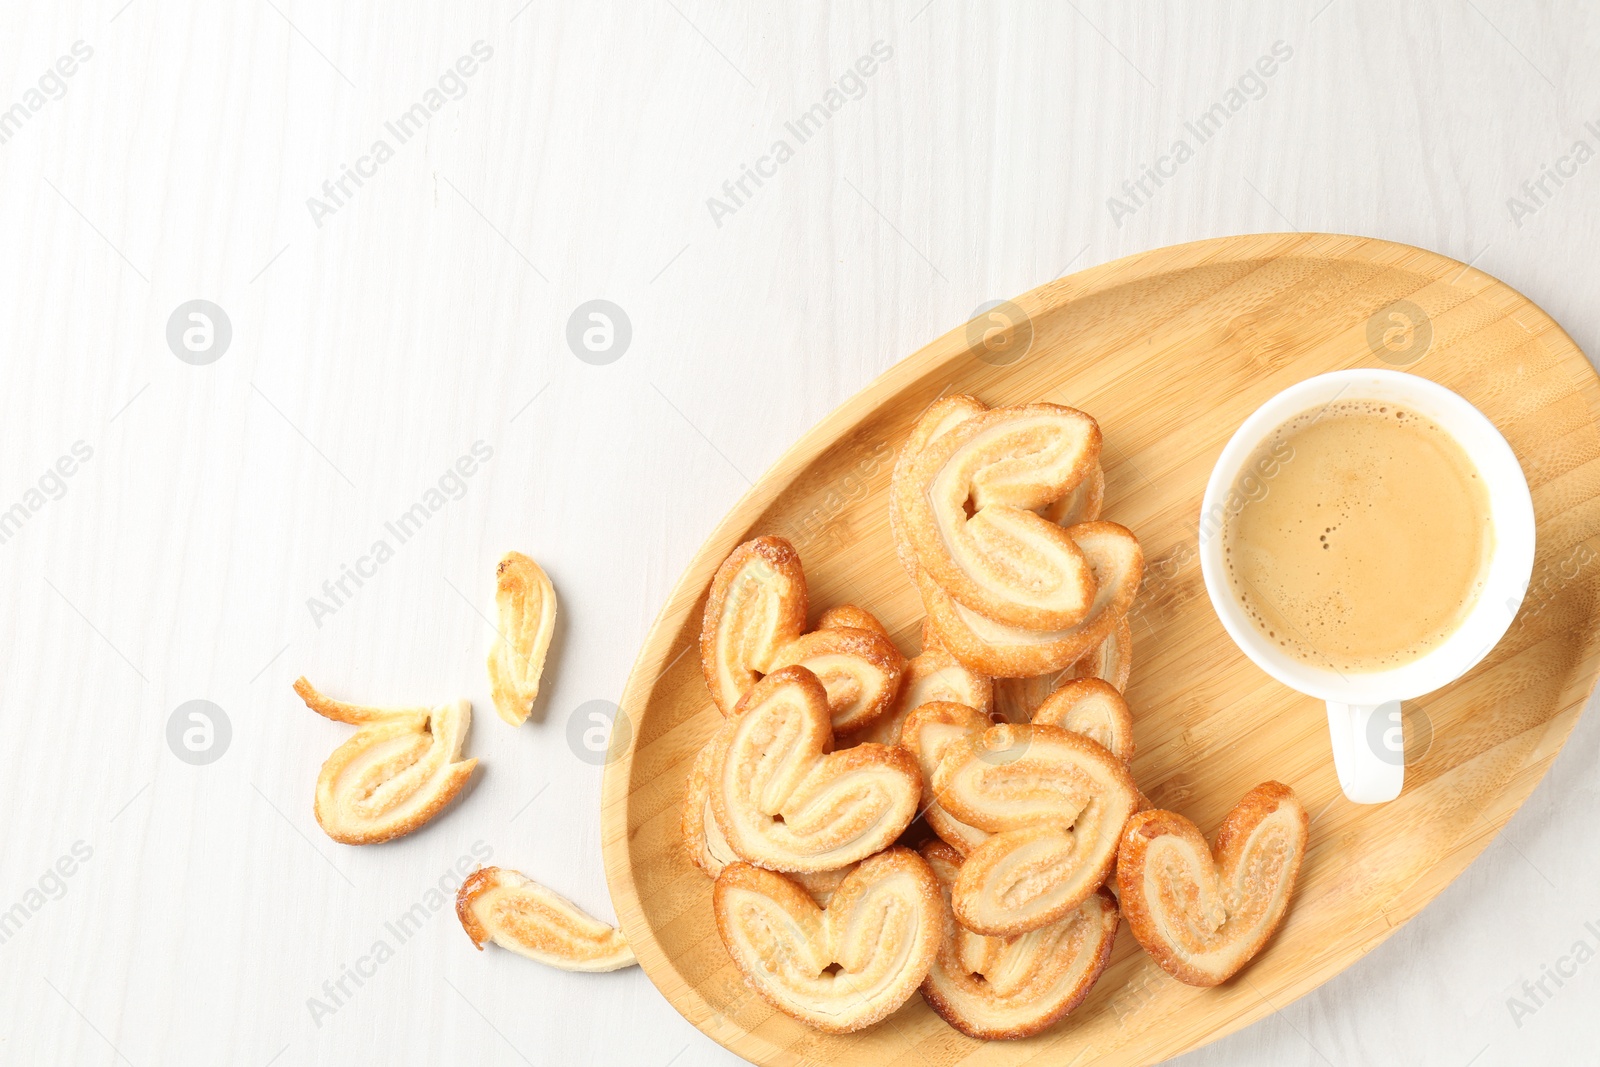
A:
294 678 476 845
700 536 808 716
456 867 635 972
920 842 1118 1040
1117 781 1309 986
487 551 558 726
993 616 1134 724
767 613 906 733
1031 678 1135 762
897 404 1102 630
1068 613 1133 691
680 729 860 901
709 665 920 873
921 520 1143 677
890 394 990 579
898 701 995 856
678 725 859 895
713 848 942 1034
902 703 1139 935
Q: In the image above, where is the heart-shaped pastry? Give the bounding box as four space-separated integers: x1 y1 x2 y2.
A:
902 702 1139 935
294 678 477 845
486 551 557 726
921 520 1143 677
456 866 635 972
993 615 1133 722
713 848 943 1034
1116 781 1309 986
681 733 861 905
709 665 921 873
700 536 809 715
919 842 1119 1040
896 404 1103 630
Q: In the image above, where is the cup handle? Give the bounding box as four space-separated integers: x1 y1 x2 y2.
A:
1325 701 1405 803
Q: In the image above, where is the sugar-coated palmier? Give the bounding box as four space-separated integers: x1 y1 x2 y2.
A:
1031 677 1135 762
700 536 808 716
713 848 943 1034
1116 781 1309 986
920 521 1143 677
456 867 635 972
919 841 1119 1040
709 665 921 873
294 677 477 845
898 405 1103 630
767 622 906 734
486 551 557 726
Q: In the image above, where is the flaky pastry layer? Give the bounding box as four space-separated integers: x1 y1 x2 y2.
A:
700 536 808 716
709 666 920 873
713 848 942 1034
920 841 1118 1040
1116 781 1308 986
457 866 635 972
487 551 557 726
295 677 477 845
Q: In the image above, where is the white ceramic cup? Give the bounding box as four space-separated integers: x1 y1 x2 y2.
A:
1198 369 1536 804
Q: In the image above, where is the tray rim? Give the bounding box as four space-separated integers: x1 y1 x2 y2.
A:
600 231 1599 1067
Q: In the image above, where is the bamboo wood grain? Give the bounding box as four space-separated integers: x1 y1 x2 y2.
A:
600 233 1600 1067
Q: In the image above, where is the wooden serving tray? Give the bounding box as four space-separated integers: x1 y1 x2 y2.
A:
600 233 1600 1066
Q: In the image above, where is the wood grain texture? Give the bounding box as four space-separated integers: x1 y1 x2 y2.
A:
601 233 1600 1066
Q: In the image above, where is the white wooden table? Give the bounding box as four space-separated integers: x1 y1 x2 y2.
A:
2 1 1596 1064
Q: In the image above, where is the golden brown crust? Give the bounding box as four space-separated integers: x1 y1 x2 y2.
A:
295 679 477 845
1116 781 1309 986
713 848 943 1034
815 603 889 637
890 395 990 580
709 666 921 872
455 866 635 972
838 644 991 749
699 536 809 716
1032 677 1135 762
941 725 1138 936
919 842 1119 1040
1040 462 1106 526
293 676 429 726
487 551 558 726
898 404 1102 630
767 626 907 733
680 726 737 877
919 521 1143 677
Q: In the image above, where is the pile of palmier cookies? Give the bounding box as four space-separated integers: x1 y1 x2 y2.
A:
685 397 1311 1039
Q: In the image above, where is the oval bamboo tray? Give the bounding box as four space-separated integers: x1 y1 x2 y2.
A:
601 233 1600 1066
